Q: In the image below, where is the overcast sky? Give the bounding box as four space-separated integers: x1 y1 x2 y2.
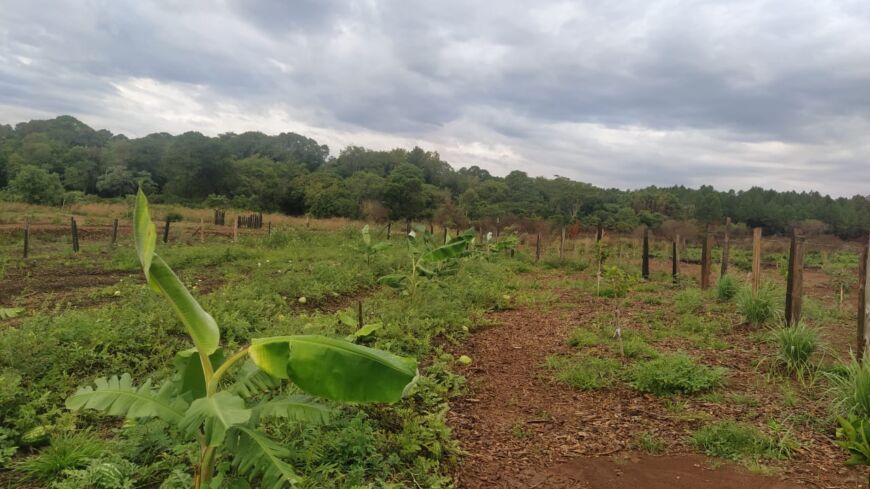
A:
2 0 869 196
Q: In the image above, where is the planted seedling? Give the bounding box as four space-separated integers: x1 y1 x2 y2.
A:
66 191 418 489
378 226 474 297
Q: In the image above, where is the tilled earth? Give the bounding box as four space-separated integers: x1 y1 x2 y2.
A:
448 272 864 489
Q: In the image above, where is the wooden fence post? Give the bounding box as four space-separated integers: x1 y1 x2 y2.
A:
535 233 541 262
700 225 712 289
111 218 119 247
200 218 205 243
858 235 870 360
357 300 364 329
70 217 80 253
163 218 171 244
443 226 448 244
751 227 762 296
642 227 650 280
23 218 30 259
267 221 272 236
386 222 391 240
720 217 731 277
672 234 680 283
233 218 238 243
784 230 805 327
559 227 565 260
596 223 603 243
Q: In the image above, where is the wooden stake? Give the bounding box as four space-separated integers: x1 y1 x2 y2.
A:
70 217 80 253
267 221 271 236
111 218 119 247
357 300 364 328
785 230 805 327
751 227 762 296
700 224 712 289
858 235 870 360
200 218 205 243
535 233 541 262
386 222 391 240
23 218 30 259
720 217 731 277
233 218 238 243
672 234 680 283
163 218 171 244
559 227 565 260
642 227 650 280
443 226 448 244
596 223 603 243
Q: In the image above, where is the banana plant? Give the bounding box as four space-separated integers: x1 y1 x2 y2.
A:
378 227 474 297
358 224 390 264
66 190 418 489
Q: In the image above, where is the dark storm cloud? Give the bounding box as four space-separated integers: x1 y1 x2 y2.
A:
1 0 870 195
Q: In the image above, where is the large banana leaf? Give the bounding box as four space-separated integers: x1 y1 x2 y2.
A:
253 395 333 424
173 348 225 400
227 426 300 488
134 190 220 354
249 335 417 403
66 374 187 424
179 391 251 447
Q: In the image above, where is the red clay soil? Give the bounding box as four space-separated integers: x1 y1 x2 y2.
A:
447 273 864 489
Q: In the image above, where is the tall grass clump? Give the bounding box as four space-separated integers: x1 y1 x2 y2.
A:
772 322 819 374
630 353 726 395
716 275 739 301
691 421 796 461
827 355 870 419
737 283 778 325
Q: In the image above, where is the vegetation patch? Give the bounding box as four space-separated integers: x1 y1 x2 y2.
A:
630 353 726 395
546 355 621 390
691 421 796 461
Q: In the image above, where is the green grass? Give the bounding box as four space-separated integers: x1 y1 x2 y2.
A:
630 353 726 395
737 284 778 325
716 275 739 301
546 354 621 390
567 328 603 348
772 323 819 374
691 421 796 461
674 288 705 315
18 432 107 482
827 356 870 419
634 431 666 454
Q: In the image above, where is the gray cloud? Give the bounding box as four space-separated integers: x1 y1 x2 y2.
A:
1 0 870 196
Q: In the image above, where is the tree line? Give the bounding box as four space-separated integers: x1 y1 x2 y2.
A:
2 115 869 238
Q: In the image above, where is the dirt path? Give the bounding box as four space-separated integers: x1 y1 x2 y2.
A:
447 273 860 489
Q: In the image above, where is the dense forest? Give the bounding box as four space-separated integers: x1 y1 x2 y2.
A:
1 115 869 238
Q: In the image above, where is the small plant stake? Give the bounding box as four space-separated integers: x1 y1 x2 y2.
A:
70 217 80 253
357 300 364 329
163 217 171 244
614 309 624 357
672 234 680 283
233 218 238 243
535 233 541 262
200 218 205 243
559 226 565 261
111 218 119 247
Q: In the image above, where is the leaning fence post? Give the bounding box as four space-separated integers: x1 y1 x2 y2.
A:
111 218 119 247
642 226 650 280
720 217 731 277
700 224 712 289
672 234 680 283
23 218 30 259
70 217 80 253
858 235 870 360
784 230 806 327
163 218 171 244
751 227 762 296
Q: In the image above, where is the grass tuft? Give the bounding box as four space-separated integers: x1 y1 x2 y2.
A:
546 354 621 390
630 353 725 395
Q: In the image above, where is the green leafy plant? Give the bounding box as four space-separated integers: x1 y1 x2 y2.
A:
0 307 24 320
378 228 474 297
737 283 778 325
358 224 390 264
599 265 636 298
772 322 819 376
65 191 418 489
827 355 870 419
835 415 870 484
630 353 725 395
716 275 739 301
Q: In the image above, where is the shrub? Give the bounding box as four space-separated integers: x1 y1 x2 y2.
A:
827 356 870 419
630 353 725 395
737 284 778 325
599 265 636 298
691 421 795 461
9 165 64 205
716 275 739 301
546 355 621 390
772 323 819 374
